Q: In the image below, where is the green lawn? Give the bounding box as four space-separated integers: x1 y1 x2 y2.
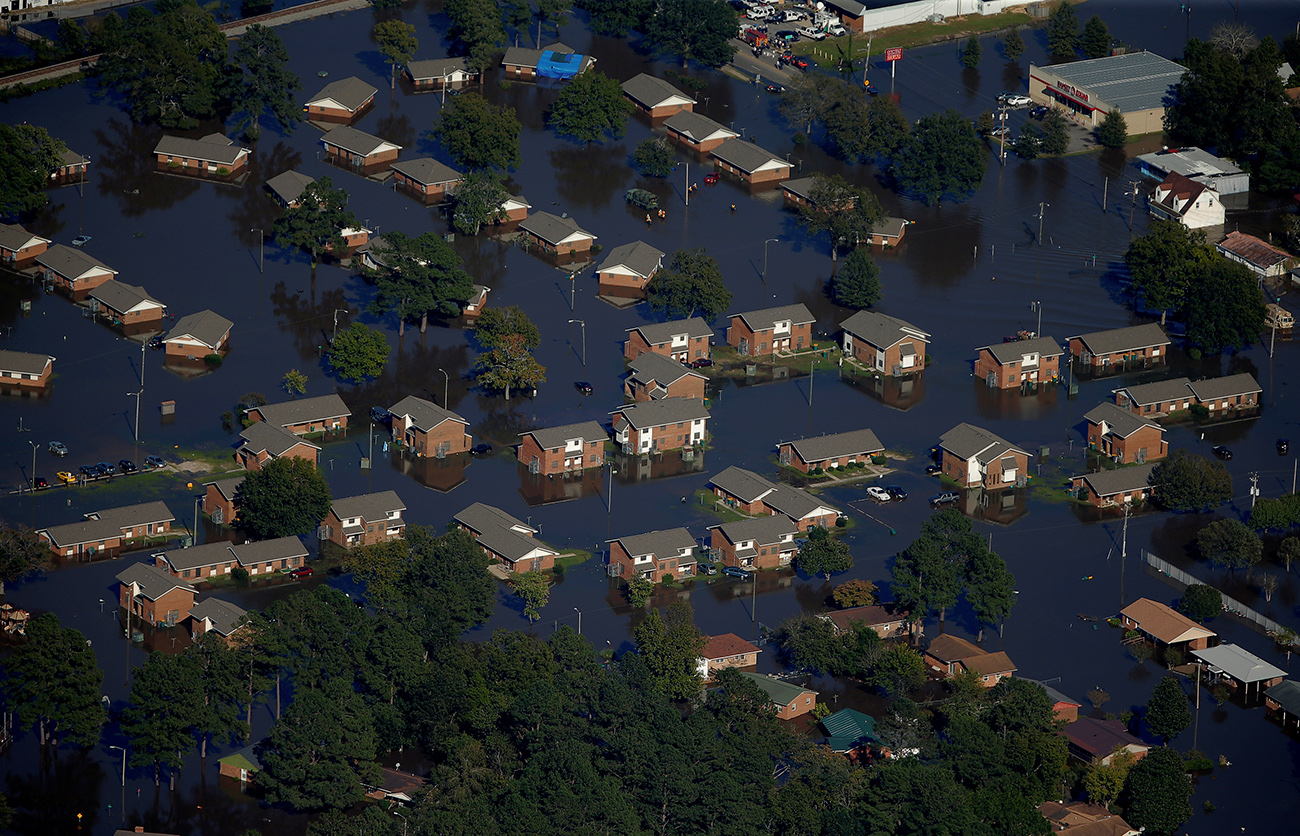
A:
792 11 1033 69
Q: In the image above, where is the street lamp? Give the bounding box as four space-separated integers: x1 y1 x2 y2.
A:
762 238 779 304
1036 202 1050 247
126 390 143 443
27 440 36 490
249 228 264 274
332 309 350 343
1030 301 1042 337
108 744 126 786
437 368 449 407
568 319 586 368
574 607 582 635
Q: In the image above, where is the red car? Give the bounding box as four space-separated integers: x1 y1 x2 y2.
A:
289 566 314 579
704 172 719 185
790 56 809 69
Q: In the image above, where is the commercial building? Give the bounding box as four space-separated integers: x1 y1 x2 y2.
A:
1029 51 1187 134
1136 146 1249 195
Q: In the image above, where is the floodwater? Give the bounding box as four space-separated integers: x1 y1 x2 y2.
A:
2 1 1300 833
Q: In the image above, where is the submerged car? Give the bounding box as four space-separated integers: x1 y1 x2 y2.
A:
885 486 907 500
574 381 593 395
722 566 753 580
470 443 493 456
369 406 391 424
865 485 892 502
1212 445 1233 460
289 566 314 579
1279 439 1289 456
48 441 68 457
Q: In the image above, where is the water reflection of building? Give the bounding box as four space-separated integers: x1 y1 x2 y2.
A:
394 450 468 492
972 377 1060 421
615 447 707 483
842 367 925 411
517 462 604 506
961 487 1029 526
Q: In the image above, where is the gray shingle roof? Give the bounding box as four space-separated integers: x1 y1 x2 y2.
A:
610 527 696 559
1115 377 1192 406
787 428 884 464
388 395 468 431
621 73 694 108
406 57 471 80
232 536 309 567
502 46 544 67
1266 680 1300 716
522 420 609 451
0 349 53 376
455 502 556 562
1076 462 1157 497
780 177 817 200
331 490 406 524
41 517 128 547
710 466 778 503
978 336 1063 365
840 310 930 349
254 394 352 428
823 0 867 15
189 597 248 637
265 170 315 205
239 422 319 457
763 484 835 521
717 514 797 546
599 240 664 278
711 139 787 174
663 110 737 144
306 76 377 111
612 397 710 429
939 423 1028 462
1084 402 1161 438
320 125 401 157
390 157 462 186
630 317 714 345
116 562 194 601
93 501 176 526
0 222 48 252
36 244 116 279
628 351 703 389
1039 51 1186 113
519 211 595 245
730 303 816 332
1069 322 1169 356
205 475 245 501
166 310 232 349
88 281 162 314
154 134 246 166
1188 372 1261 402
155 541 235 572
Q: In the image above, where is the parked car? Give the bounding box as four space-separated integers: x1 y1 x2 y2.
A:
33 476 49 490
369 406 391 424
1029 105 1049 119
698 562 718 576
70 235 91 247
790 56 810 69
144 455 167 469
1004 94 1031 107
691 357 715 368
988 126 1009 137
1212 445 1233 460
289 566 314 579
925 463 942 475
78 465 98 478
774 29 800 42
797 26 826 40
1279 438 1289 455
996 91 1018 102
574 381 593 395
704 172 720 185
471 443 493 456
118 459 137 474
722 566 753 580
930 491 961 507
885 486 907 500
56 471 75 485
865 485 892 502
95 462 116 475
783 9 807 21
148 334 164 350
48 441 68 457
765 84 785 93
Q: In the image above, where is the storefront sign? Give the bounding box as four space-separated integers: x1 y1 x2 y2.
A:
1056 80 1089 102
885 47 903 62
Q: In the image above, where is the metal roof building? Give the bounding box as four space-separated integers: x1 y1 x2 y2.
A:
1029 51 1187 134
1136 146 1249 195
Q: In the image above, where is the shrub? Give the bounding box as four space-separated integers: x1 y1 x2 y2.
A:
661 572 674 584
1189 403 1209 417
204 353 224 366
232 567 250 586
216 166 231 176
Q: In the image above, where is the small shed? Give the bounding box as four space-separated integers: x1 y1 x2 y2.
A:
218 743 263 783
1191 643 1286 701
1265 680 1300 727
820 707 878 753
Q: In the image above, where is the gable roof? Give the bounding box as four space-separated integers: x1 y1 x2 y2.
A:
154 134 247 166
265 170 315 205
189 597 248 636
1019 678 1084 710
630 317 714 345
1084 402 1161 438
1191 643 1286 683
1187 372 1261 402
0 222 50 253
628 351 704 390
254 394 351 428
305 76 377 111
716 514 798 546
406 57 472 80
455 502 557 562
519 211 595 245
231 536 309 567
36 244 117 279
710 466 778 503
1266 680 1300 716
822 604 909 634
612 397 710 429
522 420 609 450
42 502 176 547
1061 716 1147 757
729 303 815 333
204 475 245 502
239 421 320 458
1215 230 1292 271
599 240 664 278
331 490 405 523
116 562 195 601
609 527 696 558
840 310 930 349
165 310 232 348
155 541 237 572
1075 462 1157 497
0 349 54 377
939 423 1029 462
388 395 468 430
217 743 263 774
390 157 462 186
964 651 1017 677
762 483 837 522
1153 171 1211 216
701 633 760 660
320 125 401 157
821 707 878 751
1121 597 1217 645
780 176 817 201
978 336 1063 364
823 0 867 15
1114 377 1192 406
1069 322 1170 356
737 671 815 707
786 428 884 464
663 110 738 144
925 633 987 663
93 501 177 527
711 138 788 174
88 281 164 314
502 45 545 67
621 73 694 108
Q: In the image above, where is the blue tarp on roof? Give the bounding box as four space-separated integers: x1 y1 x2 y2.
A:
537 50 584 79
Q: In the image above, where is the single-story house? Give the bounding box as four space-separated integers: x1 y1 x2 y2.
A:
389 395 472 457
779 176 819 210
498 194 531 223
710 138 791 185
391 157 462 204
726 303 815 356
597 240 664 298
820 604 915 641
1084 402 1167 464
924 634 1016 687
779 180 905 246
625 317 714 362
709 514 798 571
153 536 308 580
1070 462 1157 509
518 420 608 474
189 597 249 644
1149 171 1224 229
1112 377 1193 416
0 222 50 267
1067 323 1170 370
35 244 118 296
302 76 377 122
1037 801 1140 835
840 310 930 376
87 281 166 327
249 393 351 436
696 633 761 679
608 527 697 582
237 421 321 471
163 310 232 359
265 170 315 208
1060 716 1149 766
500 42 595 79
364 767 425 805
621 72 695 118
322 491 406 549
1120 597 1216 650
938 423 1031 490
153 133 250 177
863 216 910 247
1187 372 1261 416
973 336 1063 390
663 110 739 153
218 743 263 784
117 562 195 627
455 502 559 573
1265 680 1300 727
405 57 477 89
1215 230 1294 278
39 501 175 557
463 284 490 320
708 466 839 531
52 148 89 184
1191 643 1286 700
202 475 244 526
320 126 402 174
625 351 707 402
778 428 884 473
611 397 710 454
1020 678 1084 724
0 349 55 389
519 211 596 256
736 671 817 720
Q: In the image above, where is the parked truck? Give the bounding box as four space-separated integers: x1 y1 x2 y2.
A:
625 189 660 211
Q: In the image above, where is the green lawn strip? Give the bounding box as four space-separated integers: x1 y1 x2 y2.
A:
793 11 1033 69
693 488 753 523
553 549 593 572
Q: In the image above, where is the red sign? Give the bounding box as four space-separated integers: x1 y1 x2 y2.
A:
885 47 903 62
1055 80 1089 102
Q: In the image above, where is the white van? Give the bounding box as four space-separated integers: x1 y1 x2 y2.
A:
748 5 775 21
826 22 847 37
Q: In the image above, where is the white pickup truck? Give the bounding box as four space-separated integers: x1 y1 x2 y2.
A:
797 26 826 41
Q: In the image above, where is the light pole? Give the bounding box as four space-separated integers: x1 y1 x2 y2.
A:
1030 300 1042 337
1037 202 1050 246
27 440 36 490
437 368 449 407
568 319 586 368
249 228 264 274
332 309 349 343
574 607 582 635
605 462 618 539
394 810 408 836
108 744 126 786
126 390 143 443
762 238 779 304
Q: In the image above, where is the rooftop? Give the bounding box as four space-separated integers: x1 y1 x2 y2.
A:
630 317 714 345
406 57 470 79
0 349 54 376
166 310 232 348
628 351 702 389
701 633 760 660
1137 146 1246 179
88 281 163 314
1084 402 1162 438
729 303 816 333
822 604 909 634
116 562 194 601
1192 643 1286 683
519 211 595 245
610 527 696 559
716 514 797 546
388 395 468 430
1121 597 1216 644
36 244 116 278
1061 716 1147 757
154 133 246 166
454 502 555 562
1215 230 1292 271
840 309 930 349
254 394 352 428
786 428 884 463
189 597 248 636
320 125 400 157
621 73 694 108
239 421 319 458
331 490 406 523
599 240 664 278
662 110 738 143
736 671 815 707
710 466 778 503
390 157 462 186
232 536 309 567
711 138 787 174
1075 462 1157 497
612 397 710 429
306 76 377 111
1115 376 1192 406
1037 51 1187 113
523 420 609 450
0 222 49 251
939 422 1028 462
978 336 1064 365
1070 322 1169 356
1187 372 1261 402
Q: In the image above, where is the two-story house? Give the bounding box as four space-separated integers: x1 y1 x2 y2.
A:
973 336 1063 390
597 240 664 299
189 597 250 645
608 527 698 582
726 303 815 356
517 420 608 474
709 515 798 570
696 633 761 680
388 395 472 457
924 634 1017 687
322 491 407 549
938 423 1031 490
820 604 915 641
1149 171 1224 228
611 398 709 454
1187 373 1262 416
237 422 321 471
625 352 707 402
840 310 930 376
454 502 559 573
1112 377 1194 417
39 501 176 558
117 563 196 627
625 318 714 362
153 536 308 580
1084 402 1168 463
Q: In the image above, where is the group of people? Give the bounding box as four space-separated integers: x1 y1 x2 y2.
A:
644 208 668 225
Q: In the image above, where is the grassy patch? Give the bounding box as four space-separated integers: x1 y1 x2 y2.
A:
0 71 86 102
553 549 592 572
174 446 241 470
792 11 1033 68
693 489 754 523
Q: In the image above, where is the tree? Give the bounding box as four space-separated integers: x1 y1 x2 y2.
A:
831 579 878 608
829 249 882 311
281 369 307 395
445 0 506 78
364 231 474 334
1196 519 1262 572
1148 451 1233 512
891 509 986 631
258 685 380 811
475 333 546 400
1081 15 1110 59
1281 537 1300 575
511 571 550 623
1248 496 1297 531
1095 109 1128 148
450 168 511 235
581 0 652 37
1145 676 1191 744
1012 123 1041 159
964 549 1016 641
0 526 50 595
230 24 301 141
626 575 653 607
1003 29 1024 62
327 322 389 383
234 456 332 539
272 176 359 279
633 601 707 700
645 247 733 320
531 0 568 46
0 123 68 219
779 72 839 136
187 631 249 758
475 304 541 350
1083 750 1136 807
795 526 854 579
1039 109 1069 155
892 109 986 205
1178 584 1222 622
548 71 634 144
0 614 106 750
632 137 676 177
122 652 204 787
798 173 885 263
778 615 847 674
1260 573 1280 603
1121 746 1193 834
962 35 981 69
1123 219 1209 323
1211 21 1258 59
503 0 531 46
56 18 90 58
96 0 229 128
1182 258 1266 356
373 19 418 90
644 0 737 69
1046 1 1080 58
433 93 521 171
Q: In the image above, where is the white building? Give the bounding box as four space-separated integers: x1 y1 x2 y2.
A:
1149 172 1224 229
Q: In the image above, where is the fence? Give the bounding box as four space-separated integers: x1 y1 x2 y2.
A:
1142 549 1294 640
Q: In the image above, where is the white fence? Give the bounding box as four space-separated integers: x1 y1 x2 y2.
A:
1142 549 1293 639
856 0 1029 34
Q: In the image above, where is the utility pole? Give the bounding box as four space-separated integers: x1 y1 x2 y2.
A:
437 368 449 407
1036 202 1050 246
1102 178 1108 213
762 238 779 305
569 272 576 311
1250 471 1259 509
568 319 586 368
1128 183 1139 238
332 308 349 343
1031 300 1042 337
684 161 689 207
249 228 264 274
574 607 582 635
998 105 1008 165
